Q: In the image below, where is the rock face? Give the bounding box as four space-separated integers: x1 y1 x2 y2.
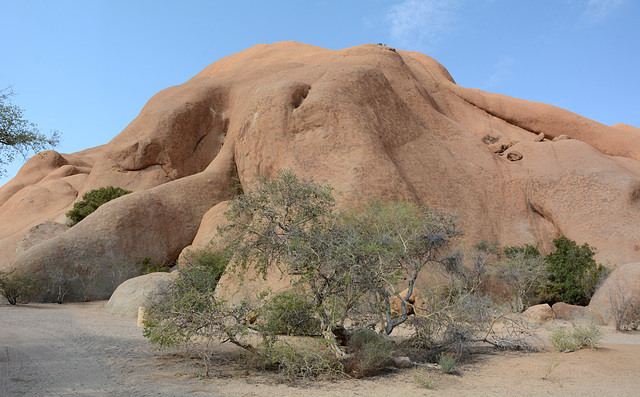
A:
1 41 640 300
105 272 178 318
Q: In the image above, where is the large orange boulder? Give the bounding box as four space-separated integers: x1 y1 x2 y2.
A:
1 42 639 301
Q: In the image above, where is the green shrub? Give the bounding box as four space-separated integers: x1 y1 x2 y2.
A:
344 328 393 377
438 353 457 374
66 186 132 226
544 237 610 305
0 270 41 305
260 290 321 336
550 324 603 352
549 328 576 352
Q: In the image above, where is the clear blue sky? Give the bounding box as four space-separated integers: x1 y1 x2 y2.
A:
1 0 638 183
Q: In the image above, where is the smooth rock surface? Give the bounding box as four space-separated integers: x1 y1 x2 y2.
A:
105 272 178 318
523 303 554 326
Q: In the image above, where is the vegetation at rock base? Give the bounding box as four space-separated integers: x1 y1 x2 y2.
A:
221 170 462 351
0 86 60 177
498 238 611 310
142 248 234 376
542 237 610 306
143 170 537 380
0 269 41 305
66 186 132 226
607 281 640 332
496 245 548 312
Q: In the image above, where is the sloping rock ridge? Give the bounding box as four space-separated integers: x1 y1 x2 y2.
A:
1 41 639 301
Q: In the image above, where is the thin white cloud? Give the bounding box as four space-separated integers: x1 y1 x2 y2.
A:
581 0 627 24
480 57 515 91
387 0 460 49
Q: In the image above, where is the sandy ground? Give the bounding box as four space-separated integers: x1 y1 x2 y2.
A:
1 301 639 397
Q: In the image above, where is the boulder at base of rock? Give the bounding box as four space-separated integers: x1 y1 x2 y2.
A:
390 288 417 317
105 272 178 318
551 302 604 324
523 303 554 325
392 356 412 368
589 263 640 325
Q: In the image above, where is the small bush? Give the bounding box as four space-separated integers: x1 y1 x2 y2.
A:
45 268 75 304
344 328 393 377
0 270 41 305
550 324 603 352
438 353 457 374
608 282 640 332
66 186 132 226
260 290 321 336
571 323 603 349
549 328 576 352
258 339 342 382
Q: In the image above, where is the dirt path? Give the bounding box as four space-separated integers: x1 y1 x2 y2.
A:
1 301 639 396
0 302 224 396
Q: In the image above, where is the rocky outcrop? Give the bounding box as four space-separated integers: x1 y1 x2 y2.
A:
1 42 639 301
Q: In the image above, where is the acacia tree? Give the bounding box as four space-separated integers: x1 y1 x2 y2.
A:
0 86 60 177
222 170 460 354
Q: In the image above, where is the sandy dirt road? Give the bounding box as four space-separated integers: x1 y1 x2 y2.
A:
1 301 639 397
0 302 226 396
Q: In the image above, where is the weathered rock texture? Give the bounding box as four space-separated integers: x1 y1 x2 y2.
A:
1 42 639 300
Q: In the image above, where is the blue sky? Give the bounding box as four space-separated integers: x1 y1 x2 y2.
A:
1 0 638 182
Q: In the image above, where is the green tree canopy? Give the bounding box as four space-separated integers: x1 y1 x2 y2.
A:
544 236 610 305
0 86 60 177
